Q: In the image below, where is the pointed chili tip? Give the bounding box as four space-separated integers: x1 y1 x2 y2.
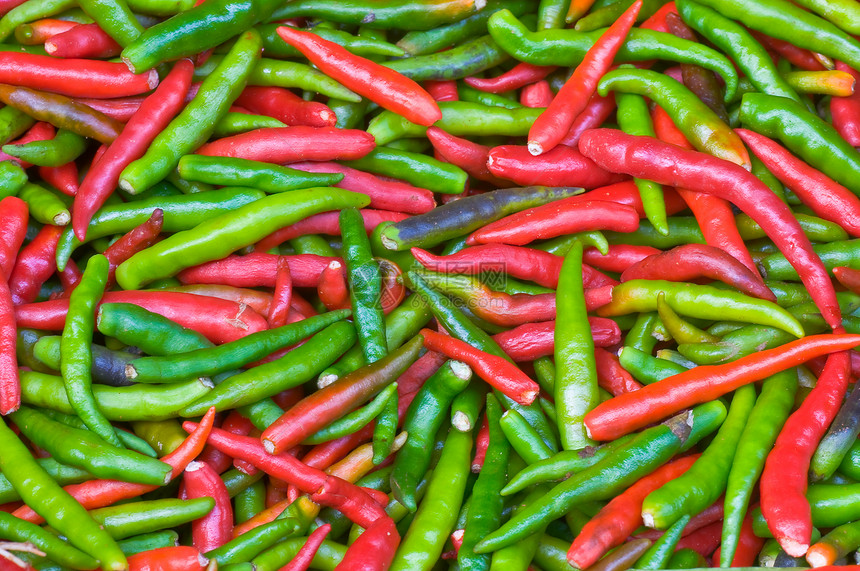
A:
527 140 543 156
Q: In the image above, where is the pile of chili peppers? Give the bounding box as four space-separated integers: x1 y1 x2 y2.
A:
1 0 860 568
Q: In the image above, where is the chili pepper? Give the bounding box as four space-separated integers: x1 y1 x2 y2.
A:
43 21 121 57
486 8 738 95
761 349 852 557
116 188 367 290
739 92 860 195
0 415 127 569
180 461 233 553
424 80 459 102
15 182 68 227
13 16 78 43
345 147 468 195
177 253 335 289
2 127 86 167
465 62 556 93
528 0 641 156
600 279 802 336
389 427 472 571
259 335 421 454
578 129 841 330
0 160 26 200
74 59 192 242
806 519 860 567
178 156 339 196
498 407 552 465
469 198 641 246
0 195 26 279
125 546 207 570
275 26 439 127
552 240 598 450
475 409 696 553
385 35 509 83
234 85 335 128
0 510 100 569
487 144 626 189
119 31 261 195
41 407 156 457
196 126 375 164
425 127 506 186
690 0 860 70
831 62 860 146
810 380 860 482
101 210 163 288
412 244 560 289
10 405 171 485
598 69 748 168
0 84 122 144
735 128 860 238
97 302 212 356
380 185 582 251
519 80 552 108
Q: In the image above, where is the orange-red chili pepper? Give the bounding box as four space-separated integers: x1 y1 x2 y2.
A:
487 143 626 189
127 546 208 571
45 22 122 58
276 25 441 126
594 347 643 396
584 333 860 441
521 80 554 108
103 209 164 288
256 209 409 253
268 256 293 328
281 523 331 571
583 244 660 273
8 224 62 305
464 62 557 93
39 162 79 196
423 80 459 102
177 253 337 289
197 126 376 163
426 126 508 185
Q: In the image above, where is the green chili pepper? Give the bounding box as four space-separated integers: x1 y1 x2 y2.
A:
21 371 211 421
488 486 550 570
177 155 343 193
618 346 688 385
78 0 142 46
10 406 171 485
117 531 180 556
268 0 480 30
39 407 157 457
0 509 99 570
0 105 35 144
666 547 708 568
194 56 360 102
635 514 691 569
59 254 121 446
486 8 738 96
251 538 346 571
642 385 756 529
34 336 136 388
345 147 468 194
120 30 261 194
206 518 301 566
451 381 487 432
500 408 555 464
383 35 508 81
232 478 266 524
600 279 805 337
1 128 87 167
89 497 215 539
390 426 473 571
127 310 349 384
555 240 598 450
131 418 188 456
656 292 720 344
211 111 285 138
116 188 368 290
0 416 127 570
303 383 399 445
97 302 214 356
739 92 860 195
459 84 525 109
367 101 544 145
180 321 355 415
761 239 860 281
575 0 665 30
0 457 92 504
17 182 69 226
0 160 27 199
0 0 76 42
372 386 400 465
735 212 848 243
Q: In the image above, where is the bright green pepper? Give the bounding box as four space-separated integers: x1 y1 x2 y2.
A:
177 155 343 192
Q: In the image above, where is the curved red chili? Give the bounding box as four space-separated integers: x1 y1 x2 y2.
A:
559 93 617 147
39 162 79 197
235 85 337 128
521 80 554 108
492 317 622 361
487 143 626 189
578 128 841 330
280 523 331 571
831 61 860 146
334 516 399 570
276 25 441 126
594 347 643 396
0 196 28 280
268 257 293 328
426 126 508 185
183 461 233 552
197 126 376 163
103 209 164 288
317 260 351 312
8 224 63 305
583 244 660 273
464 62 556 93
45 23 122 59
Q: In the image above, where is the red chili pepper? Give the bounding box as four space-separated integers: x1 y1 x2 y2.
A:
288 161 436 214
182 461 233 552
761 348 852 557
15 291 268 344
268 256 293 328
421 328 540 405
13 17 77 42
73 59 193 242
594 347 643 396
317 260 350 312
0 196 28 280
711 511 764 567
0 52 158 98
38 162 79 196
639 1 677 32
675 521 723 559
256 209 409 253
55 258 82 299
559 93 617 147
234 85 336 128
423 80 459 102
103 209 164 288
636 501 725 541
833 266 860 292
309 475 389 528
76 95 146 122
164 284 275 318
45 22 122 59
578 128 841 330
0 274 19 415
567 454 698 569
520 80 554 108
333 516 399 571
426 127 509 186
13 408 216 524
492 317 622 361
177 253 337 289
197 126 376 163
464 62 557 93
620 244 775 301
583 334 860 441
736 128 860 237
831 62 860 146
527 0 642 155
8 224 62 305
583 244 660 273
650 105 761 277
412 244 615 289
471 413 490 473
276 26 441 126
466 199 640 246
127 546 207 571
749 31 827 71
280 523 331 571
487 143 627 189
